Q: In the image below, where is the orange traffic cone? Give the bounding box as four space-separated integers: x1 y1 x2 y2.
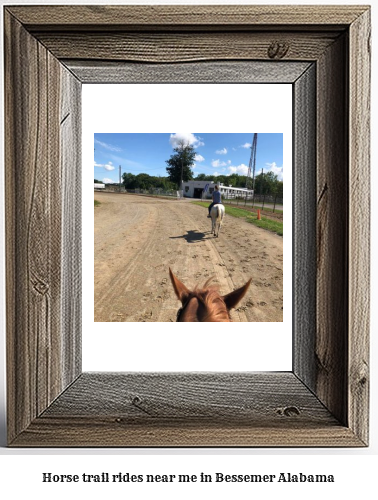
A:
257 209 261 220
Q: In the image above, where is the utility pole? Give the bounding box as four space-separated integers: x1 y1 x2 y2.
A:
180 154 184 197
119 165 121 192
247 133 258 206
179 141 188 199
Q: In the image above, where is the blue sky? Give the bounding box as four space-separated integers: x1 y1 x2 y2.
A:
94 133 283 184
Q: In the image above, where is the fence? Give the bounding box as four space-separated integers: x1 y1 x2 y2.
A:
222 192 283 212
126 188 179 198
220 190 254 200
97 186 282 211
97 184 125 193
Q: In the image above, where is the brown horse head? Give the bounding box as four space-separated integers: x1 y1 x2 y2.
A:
169 268 251 322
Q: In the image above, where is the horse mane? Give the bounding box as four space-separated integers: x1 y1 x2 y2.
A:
170 268 251 323
180 279 231 322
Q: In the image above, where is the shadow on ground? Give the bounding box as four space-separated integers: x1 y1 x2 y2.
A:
170 230 211 243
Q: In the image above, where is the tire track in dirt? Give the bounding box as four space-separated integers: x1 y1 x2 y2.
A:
94 203 142 306
166 204 248 322
94 193 283 322
94 197 160 321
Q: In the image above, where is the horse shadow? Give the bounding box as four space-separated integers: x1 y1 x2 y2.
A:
170 230 210 243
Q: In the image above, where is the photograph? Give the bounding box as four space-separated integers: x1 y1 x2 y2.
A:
93 132 284 323
2 1 372 456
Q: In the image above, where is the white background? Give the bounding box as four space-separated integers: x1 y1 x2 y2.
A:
0 0 377 498
83 83 292 372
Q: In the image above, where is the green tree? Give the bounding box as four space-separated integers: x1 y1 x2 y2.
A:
122 171 177 191
211 174 225 185
166 141 196 188
276 180 283 198
122 172 137 189
195 173 207 181
254 171 279 195
158 177 176 191
134 173 152 190
245 175 254 190
227 173 244 187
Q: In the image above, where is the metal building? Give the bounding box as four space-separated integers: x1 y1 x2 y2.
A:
182 180 253 200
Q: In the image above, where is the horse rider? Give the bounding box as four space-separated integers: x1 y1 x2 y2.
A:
207 185 223 218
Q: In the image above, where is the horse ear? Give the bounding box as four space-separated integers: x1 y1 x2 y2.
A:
169 268 190 304
222 279 252 310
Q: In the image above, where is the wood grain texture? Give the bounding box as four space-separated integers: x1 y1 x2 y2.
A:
7 5 367 29
4 11 81 444
11 418 364 448
35 32 339 63
12 373 363 447
316 34 349 426
4 5 370 447
60 68 82 388
348 9 371 445
65 60 312 84
293 64 317 390
42 373 335 422
5 11 61 442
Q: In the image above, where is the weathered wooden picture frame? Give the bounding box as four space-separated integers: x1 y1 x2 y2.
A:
4 5 370 447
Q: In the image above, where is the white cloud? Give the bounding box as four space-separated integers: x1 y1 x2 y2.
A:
94 139 122 152
257 162 284 181
216 147 227 155
94 161 116 171
102 178 114 184
194 154 205 162
211 159 227 168
169 133 204 149
226 162 283 180
241 143 252 149
227 163 249 175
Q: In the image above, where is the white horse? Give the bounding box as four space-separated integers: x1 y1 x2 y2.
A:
210 204 225 237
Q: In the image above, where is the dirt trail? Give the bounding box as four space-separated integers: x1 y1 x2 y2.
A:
94 193 283 322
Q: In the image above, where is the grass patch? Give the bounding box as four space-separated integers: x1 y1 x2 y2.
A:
94 199 101 207
258 206 283 215
226 202 283 215
192 201 283 236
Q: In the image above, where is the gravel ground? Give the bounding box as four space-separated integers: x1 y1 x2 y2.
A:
94 192 283 322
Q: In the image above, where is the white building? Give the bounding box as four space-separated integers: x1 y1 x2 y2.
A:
182 180 253 200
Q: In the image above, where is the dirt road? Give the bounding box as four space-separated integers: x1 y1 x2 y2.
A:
94 193 283 322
